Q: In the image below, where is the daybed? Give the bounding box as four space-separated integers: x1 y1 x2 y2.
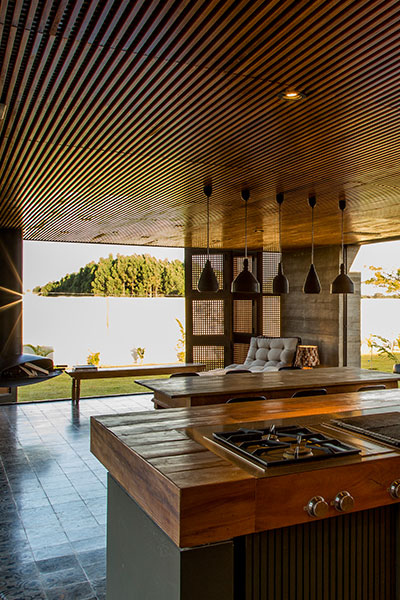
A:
225 336 300 373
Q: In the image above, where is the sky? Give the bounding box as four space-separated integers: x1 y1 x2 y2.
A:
23 239 399 293
23 241 184 291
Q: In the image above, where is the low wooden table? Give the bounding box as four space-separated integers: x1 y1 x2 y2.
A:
136 366 400 409
66 363 205 404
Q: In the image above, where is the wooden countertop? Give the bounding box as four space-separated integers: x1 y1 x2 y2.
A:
136 366 400 408
91 389 400 548
136 367 400 397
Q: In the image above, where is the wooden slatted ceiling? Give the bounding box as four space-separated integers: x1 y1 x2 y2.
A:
1 0 400 250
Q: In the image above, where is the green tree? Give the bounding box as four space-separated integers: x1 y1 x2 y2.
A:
33 253 184 297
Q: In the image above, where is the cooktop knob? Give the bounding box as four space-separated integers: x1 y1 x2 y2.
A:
389 480 400 499
305 496 329 518
333 491 354 512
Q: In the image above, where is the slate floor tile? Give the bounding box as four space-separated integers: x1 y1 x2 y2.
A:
44 581 95 600
39 564 87 589
81 560 106 582
36 554 80 573
32 542 75 562
0 394 153 598
77 547 106 567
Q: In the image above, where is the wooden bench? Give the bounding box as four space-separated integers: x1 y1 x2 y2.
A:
65 363 206 405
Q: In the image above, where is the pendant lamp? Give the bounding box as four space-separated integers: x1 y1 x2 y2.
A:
331 199 354 294
272 192 289 294
303 195 321 294
231 189 261 294
197 184 219 293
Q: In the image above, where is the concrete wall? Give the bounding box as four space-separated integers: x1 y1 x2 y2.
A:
280 246 360 367
346 271 361 367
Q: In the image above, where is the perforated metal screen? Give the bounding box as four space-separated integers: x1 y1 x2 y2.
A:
193 346 224 370
233 300 253 333
191 254 224 290
192 300 224 335
233 255 254 279
186 249 281 368
262 296 281 337
233 343 250 364
262 252 280 293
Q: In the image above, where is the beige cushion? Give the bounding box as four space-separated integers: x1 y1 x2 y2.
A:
226 336 300 373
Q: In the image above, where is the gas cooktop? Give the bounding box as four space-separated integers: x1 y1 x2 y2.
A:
212 424 361 468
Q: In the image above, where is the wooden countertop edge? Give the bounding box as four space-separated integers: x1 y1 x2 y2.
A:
90 416 182 546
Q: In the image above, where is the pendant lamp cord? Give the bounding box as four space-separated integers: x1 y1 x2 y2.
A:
244 198 248 259
341 208 344 264
339 198 346 267
206 193 210 258
278 201 282 255
311 204 314 264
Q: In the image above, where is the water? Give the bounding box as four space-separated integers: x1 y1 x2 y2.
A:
23 294 185 366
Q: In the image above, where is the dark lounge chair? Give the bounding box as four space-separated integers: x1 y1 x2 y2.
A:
226 395 267 404
357 385 386 392
292 388 327 398
170 372 200 378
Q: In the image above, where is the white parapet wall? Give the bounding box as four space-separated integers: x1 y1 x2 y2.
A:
23 294 185 366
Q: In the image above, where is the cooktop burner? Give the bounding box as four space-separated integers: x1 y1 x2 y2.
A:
213 424 361 467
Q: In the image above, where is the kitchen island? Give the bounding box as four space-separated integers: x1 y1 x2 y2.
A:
91 389 400 600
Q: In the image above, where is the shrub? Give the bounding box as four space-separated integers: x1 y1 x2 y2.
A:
87 351 100 366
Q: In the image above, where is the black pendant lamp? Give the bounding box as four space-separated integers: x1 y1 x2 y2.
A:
197 184 219 293
303 195 321 294
272 192 289 294
231 189 261 294
331 198 354 294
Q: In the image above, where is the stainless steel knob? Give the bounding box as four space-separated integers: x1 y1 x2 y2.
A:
389 480 400 499
333 491 354 512
305 496 329 518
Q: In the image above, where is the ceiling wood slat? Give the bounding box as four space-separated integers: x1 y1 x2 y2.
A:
1 0 400 250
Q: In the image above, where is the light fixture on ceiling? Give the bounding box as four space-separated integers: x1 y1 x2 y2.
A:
272 192 289 294
197 184 219 293
231 189 260 294
303 195 321 294
279 88 306 101
331 198 354 294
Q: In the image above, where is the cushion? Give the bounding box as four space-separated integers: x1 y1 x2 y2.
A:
226 336 300 373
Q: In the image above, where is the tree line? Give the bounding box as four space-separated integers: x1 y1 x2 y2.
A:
33 254 184 297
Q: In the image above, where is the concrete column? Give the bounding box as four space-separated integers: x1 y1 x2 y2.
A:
280 245 360 367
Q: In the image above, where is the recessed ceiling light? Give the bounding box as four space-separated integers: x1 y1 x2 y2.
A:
279 89 306 101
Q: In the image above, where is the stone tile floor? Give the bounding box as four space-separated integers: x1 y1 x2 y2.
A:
0 393 154 600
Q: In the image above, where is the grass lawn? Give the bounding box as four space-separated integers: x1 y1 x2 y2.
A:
18 372 170 402
360 354 397 373
17 354 398 402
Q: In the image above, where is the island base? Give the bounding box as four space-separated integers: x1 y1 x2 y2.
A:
107 476 235 600
107 475 400 599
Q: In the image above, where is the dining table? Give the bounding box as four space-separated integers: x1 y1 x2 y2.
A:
136 366 400 409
